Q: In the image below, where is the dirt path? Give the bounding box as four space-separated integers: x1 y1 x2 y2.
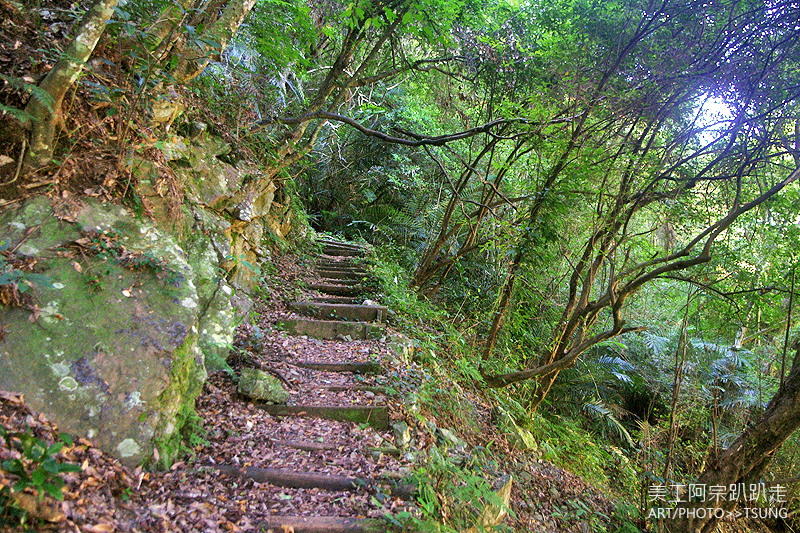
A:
0 239 416 532
206 239 414 532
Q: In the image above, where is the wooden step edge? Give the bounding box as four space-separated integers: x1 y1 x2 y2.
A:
310 297 363 304
278 318 385 340
257 404 389 430
307 283 365 295
297 361 382 374
259 515 383 533
316 278 361 286
317 241 370 253
316 270 370 277
315 266 369 272
314 254 367 265
291 301 387 311
217 465 363 492
270 438 340 451
289 301 388 322
217 466 416 497
319 245 369 254
319 240 369 250
313 384 390 394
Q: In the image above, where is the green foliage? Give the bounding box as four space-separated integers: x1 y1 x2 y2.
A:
369 245 450 332
609 501 641 533
224 252 261 279
0 73 54 125
0 428 80 503
531 413 638 499
406 447 512 532
0 240 58 301
551 498 608 530
177 411 209 459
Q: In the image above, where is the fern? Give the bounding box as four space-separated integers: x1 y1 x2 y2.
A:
0 73 54 124
642 331 670 357
582 400 634 447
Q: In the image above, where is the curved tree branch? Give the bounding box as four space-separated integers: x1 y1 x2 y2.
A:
256 111 516 146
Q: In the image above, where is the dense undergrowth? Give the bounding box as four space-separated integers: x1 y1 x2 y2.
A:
363 244 644 532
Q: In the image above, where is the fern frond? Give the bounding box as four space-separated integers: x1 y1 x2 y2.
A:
643 332 670 356
0 103 32 124
0 73 54 114
582 400 634 447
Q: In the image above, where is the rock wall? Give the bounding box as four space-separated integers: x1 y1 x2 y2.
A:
0 131 304 467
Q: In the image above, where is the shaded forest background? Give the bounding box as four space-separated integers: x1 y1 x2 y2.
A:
1 0 800 531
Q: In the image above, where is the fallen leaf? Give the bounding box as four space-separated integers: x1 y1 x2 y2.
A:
84 524 114 532
12 493 65 522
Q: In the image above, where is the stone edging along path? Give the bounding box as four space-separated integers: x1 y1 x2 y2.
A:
231 238 415 533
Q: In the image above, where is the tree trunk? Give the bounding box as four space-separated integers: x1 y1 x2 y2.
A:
171 0 257 82
665 341 800 533
24 0 119 167
146 0 197 46
663 291 692 483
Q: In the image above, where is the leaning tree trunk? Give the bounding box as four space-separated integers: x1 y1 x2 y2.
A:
171 0 257 83
24 0 119 167
666 341 800 533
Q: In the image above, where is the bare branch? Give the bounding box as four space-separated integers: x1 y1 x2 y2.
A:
349 56 464 87
256 111 517 146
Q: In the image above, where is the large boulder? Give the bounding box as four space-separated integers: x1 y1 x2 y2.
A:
0 130 304 467
0 198 208 467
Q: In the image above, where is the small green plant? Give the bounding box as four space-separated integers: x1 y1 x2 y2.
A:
73 230 183 286
408 447 511 532
225 253 261 279
552 498 608 524
0 427 81 502
0 73 54 126
178 412 209 459
0 240 58 307
610 501 641 533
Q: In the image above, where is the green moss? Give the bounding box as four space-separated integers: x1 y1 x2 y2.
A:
150 332 206 470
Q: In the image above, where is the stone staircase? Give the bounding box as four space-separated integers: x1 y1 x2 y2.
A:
233 238 407 533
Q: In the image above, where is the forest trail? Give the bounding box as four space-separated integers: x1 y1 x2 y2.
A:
0 239 420 532
229 239 413 532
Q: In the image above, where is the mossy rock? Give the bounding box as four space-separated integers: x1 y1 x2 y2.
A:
0 199 206 467
238 368 288 403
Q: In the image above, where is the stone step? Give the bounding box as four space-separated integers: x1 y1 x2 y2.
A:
315 259 365 269
315 260 366 268
317 278 361 286
297 361 382 374
307 283 364 297
289 301 388 322
310 296 363 304
279 318 384 340
218 465 362 491
259 515 382 533
321 245 366 257
316 384 390 394
270 439 340 451
318 239 369 251
316 269 369 280
258 404 389 430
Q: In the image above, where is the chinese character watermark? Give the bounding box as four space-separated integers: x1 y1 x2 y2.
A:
647 482 789 521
